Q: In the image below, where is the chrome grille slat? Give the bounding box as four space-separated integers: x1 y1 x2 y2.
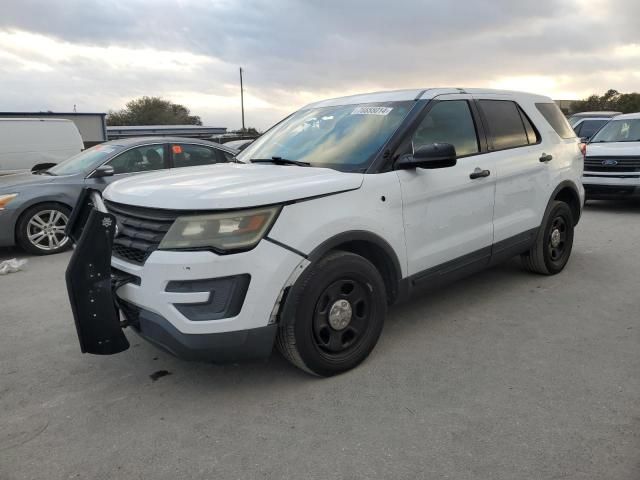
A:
584 156 640 172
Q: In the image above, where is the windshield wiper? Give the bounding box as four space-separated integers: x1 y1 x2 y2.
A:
250 156 310 167
34 170 55 176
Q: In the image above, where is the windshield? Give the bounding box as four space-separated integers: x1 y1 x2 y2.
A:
590 119 640 143
237 101 414 172
48 144 122 175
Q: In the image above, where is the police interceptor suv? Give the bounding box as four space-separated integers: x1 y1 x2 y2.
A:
66 88 584 376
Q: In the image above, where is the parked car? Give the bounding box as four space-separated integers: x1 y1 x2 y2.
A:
568 111 621 127
65 88 583 376
582 112 640 200
0 118 83 175
572 117 612 141
0 137 238 254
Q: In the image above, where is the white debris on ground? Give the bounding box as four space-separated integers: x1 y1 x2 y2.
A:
0 258 28 275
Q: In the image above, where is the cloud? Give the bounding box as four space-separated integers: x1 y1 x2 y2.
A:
0 0 639 129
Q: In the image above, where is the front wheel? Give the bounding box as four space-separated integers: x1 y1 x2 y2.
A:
16 203 72 255
521 201 574 275
276 251 387 376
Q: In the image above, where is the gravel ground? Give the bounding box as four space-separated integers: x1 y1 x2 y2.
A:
1 201 639 479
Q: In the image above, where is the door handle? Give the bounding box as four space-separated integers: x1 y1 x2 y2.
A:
469 168 490 179
539 153 553 162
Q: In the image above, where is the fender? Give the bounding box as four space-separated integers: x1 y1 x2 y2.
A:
545 180 582 226
307 230 404 304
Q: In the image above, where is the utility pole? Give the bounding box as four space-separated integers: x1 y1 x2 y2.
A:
239 67 245 132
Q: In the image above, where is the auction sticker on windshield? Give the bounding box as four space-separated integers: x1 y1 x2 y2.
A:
351 106 393 115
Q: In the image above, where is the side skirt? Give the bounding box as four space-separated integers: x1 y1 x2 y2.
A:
397 227 538 301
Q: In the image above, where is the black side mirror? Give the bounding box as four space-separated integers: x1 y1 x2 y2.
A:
396 143 457 170
31 162 57 173
580 136 589 143
91 165 115 178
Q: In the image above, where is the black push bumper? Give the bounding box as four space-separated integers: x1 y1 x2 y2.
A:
64 188 276 363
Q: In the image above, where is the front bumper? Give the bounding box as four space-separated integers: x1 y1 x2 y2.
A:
122 301 277 362
65 189 304 363
583 174 640 199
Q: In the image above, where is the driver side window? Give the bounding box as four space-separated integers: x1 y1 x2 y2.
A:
412 101 479 157
107 145 166 174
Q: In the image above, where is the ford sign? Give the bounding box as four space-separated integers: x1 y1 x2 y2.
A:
602 159 619 166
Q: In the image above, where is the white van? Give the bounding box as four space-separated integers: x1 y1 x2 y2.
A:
0 118 84 175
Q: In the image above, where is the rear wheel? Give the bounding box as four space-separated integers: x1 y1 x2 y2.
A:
521 201 574 275
17 203 71 255
276 251 386 376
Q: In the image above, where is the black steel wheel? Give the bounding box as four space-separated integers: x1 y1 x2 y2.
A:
276 251 386 376
522 201 574 275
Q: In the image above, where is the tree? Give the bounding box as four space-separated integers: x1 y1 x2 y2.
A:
107 96 202 126
570 89 640 114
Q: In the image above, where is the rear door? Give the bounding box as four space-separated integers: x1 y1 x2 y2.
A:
396 94 496 276
473 96 549 245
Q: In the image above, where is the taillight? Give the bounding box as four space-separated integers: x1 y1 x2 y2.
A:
579 142 586 159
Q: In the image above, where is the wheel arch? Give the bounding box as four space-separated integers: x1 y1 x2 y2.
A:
307 230 403 305
548 181 582 226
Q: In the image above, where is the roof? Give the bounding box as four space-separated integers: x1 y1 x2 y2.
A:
101 136 238 152
302 88 552 109
610 112 640 120
0 118 74 123
570 111 622 117
0 111 106 117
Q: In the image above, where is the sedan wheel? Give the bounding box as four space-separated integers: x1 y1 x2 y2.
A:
17 203 72 255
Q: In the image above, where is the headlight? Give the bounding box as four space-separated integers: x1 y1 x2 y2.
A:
159 206 281 252
0 193 18 210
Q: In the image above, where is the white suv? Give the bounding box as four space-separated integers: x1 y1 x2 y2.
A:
583 113 640 200
66 88 584 376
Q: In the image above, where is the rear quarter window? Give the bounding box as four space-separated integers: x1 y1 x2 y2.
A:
536 103 575 139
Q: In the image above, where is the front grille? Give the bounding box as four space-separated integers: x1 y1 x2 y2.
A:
584 156 640 172
106 201 180 265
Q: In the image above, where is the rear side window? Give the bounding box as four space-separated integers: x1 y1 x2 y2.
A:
479 100 531 150
536 103 575 139
171 144 226 168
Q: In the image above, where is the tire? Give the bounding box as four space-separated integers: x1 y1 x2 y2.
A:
16 203 72 255
276 250 387 376
521 201 574 275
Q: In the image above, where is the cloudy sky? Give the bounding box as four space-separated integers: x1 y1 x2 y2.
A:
1 0 639 130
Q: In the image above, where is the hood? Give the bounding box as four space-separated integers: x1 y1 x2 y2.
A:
0 172 58 191
586 142 640 157
103 163 364 210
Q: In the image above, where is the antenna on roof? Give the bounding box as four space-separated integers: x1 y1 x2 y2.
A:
73 104 77 113
239 67 245 133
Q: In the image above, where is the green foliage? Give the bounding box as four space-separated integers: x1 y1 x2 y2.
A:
107 97 202 126
231 127 260 135
570 89 640 114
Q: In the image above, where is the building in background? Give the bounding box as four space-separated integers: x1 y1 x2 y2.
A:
0 112 107 148
107 125 226 140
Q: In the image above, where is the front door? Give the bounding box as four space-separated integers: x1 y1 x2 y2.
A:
396 94 495 277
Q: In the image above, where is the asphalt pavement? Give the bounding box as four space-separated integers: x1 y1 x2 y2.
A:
1 201 639 479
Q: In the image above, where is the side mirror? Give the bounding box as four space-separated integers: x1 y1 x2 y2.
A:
580 136 589 143
31 162 57 173
396 143 457 170
91 165 115 178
